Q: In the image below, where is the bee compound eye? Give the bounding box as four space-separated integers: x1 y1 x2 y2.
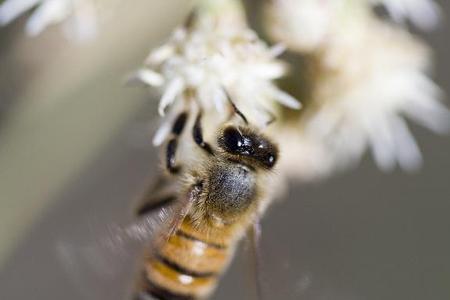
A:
221 127 243 153
267 154 276 167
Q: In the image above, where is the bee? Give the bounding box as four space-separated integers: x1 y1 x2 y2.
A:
133 105 279 300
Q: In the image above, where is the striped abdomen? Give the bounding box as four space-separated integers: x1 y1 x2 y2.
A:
135 217 237 300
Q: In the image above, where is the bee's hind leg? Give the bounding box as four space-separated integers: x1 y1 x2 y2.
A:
134 175 179 217
136 193 177 217
247 220 264 300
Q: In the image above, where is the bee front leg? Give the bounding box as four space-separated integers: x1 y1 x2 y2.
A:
166 111 189 174
193 111 215 155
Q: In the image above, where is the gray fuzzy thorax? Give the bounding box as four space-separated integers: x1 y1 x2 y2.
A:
205 162 257 217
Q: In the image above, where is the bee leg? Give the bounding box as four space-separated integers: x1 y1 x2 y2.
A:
247 220 264 300
164 181 203 240
193 111 214 155
134 174 180 217
166 111 189 174
136 194 177 217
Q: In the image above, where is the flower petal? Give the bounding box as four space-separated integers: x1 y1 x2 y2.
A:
0 0 40 25
158 77 184 116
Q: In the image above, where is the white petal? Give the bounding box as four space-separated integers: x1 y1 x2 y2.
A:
270 88 302 109
390 116 422 172
382 0 408 23
250 62 286 80
268 43 286 58
251 103 276 128
152 120 171 146
404 97 450 134
145 45 175 65
0 0 40 25
403 0 441 30
25 0 70 36
128 69 164 87
401 76 450 134
367 115 397 172
158 78 184 116
213 87 227 114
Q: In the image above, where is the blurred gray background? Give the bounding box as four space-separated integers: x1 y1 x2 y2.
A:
0 1 449 300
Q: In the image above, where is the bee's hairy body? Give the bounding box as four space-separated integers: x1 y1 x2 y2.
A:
135 114 278 300
141 218 237 300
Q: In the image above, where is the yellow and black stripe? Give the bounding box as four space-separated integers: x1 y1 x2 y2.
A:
136 218 236 300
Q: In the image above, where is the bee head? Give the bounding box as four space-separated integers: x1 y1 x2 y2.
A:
217 126 278 169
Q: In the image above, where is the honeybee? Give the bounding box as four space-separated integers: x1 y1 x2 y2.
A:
132 106 279 300
56 97 280 300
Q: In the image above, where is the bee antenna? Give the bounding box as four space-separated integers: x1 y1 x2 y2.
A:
223 88 249 125
261 107 276 127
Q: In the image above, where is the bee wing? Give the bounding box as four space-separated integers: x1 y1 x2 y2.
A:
243 219 315 300
134 174 180 217
55 200 178 300
55 181 200 300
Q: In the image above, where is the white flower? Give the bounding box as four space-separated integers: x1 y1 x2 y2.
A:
266 1 449 176
132 1 300 146
369 0 441 30
264 0 441 53
264 0 344 52
304 69 448 172
0 0 98 40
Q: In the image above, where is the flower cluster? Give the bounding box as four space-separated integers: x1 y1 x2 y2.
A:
265 0 448 179
1 0 447 181
265 0 441 53
131 0 300 146
0 0 98 40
